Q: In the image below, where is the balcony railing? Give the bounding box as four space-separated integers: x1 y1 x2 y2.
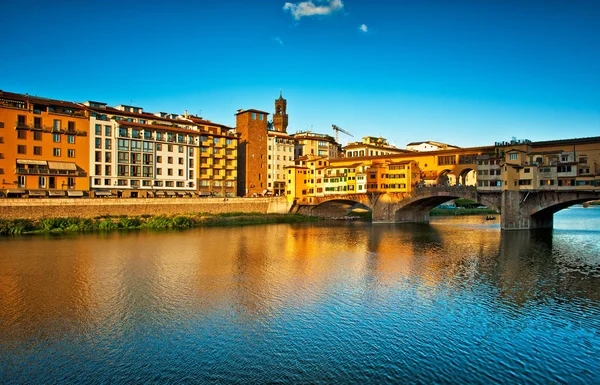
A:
16 168 86 177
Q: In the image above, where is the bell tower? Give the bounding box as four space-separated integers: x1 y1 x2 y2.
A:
273 91 288 133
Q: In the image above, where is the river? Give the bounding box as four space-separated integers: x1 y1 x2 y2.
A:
1 207 599 384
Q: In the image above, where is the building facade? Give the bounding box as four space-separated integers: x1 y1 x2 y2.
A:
293 131 341 159
236 108 269 196
85 103 238 198
476 137 600 192
0 91 89 197
344 136 406 157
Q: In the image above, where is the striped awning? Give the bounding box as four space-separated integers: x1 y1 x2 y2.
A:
47 161 77 171
6 189 26 194
28 190 47 197
48 190 66 197
17 159 47 165
67 190 84 197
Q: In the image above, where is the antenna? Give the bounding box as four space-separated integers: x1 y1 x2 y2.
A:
332 124 354 142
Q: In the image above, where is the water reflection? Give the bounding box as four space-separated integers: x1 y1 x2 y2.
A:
0 211 599 383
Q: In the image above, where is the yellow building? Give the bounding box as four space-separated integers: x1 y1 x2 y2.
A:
477 137 600 192
0 91 89 197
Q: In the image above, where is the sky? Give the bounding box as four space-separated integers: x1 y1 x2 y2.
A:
1 0 598 148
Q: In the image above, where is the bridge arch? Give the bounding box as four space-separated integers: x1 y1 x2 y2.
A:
458 168 476 186
295 196 373 218
389 190 500 223
514 192 600 229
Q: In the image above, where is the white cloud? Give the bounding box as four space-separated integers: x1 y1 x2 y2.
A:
273 37 284 46
359 24 368 33
283 0 344 20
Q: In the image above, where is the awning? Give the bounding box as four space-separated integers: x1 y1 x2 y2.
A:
17 159 47 166
94 190 112 196
165 191 176 196
67 190 84 197
155 191 165 196
28 190 47 197
48 190 66 197
7 189 26 194
47 161 77 171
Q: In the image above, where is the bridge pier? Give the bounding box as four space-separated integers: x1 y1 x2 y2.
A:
501 190 553 230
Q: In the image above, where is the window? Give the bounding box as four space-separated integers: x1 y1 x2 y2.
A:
34 131 42 141
95 151 102 162
17 115 26 126
95 124 102 135
68 121 75 131
67 135 75 144
17 145 26 154
157 156 162 163
17 130 27 139
105 165 111 175
157 168 162 175
168 157 173 164
168 168 173 176
67 149 75 158
178 169 184 176
178 158 184 165
95 138 101 148
156 143 162 151
105 126 111 136
34 146 42 155
38 176 46 189
105 139 111 149
179 145 184 153
54 133 61 143
252 112 256 120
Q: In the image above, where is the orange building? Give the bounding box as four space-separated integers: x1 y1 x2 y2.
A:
0 91 89 197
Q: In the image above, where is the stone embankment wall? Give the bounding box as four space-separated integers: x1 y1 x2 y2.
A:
0 197 291 220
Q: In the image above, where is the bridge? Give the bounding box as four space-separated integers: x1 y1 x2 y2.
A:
294 186 600 230
288 136 600 230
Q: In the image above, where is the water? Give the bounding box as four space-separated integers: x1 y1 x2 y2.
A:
1 207 599 384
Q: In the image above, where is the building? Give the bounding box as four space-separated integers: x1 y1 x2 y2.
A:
293 131 341 159
0 91 90 197
236 108 270 196
344 136 407 157
285 156 420 205
84 102 238 198
267 93 294 196
406 141 460 152
476 137 600 192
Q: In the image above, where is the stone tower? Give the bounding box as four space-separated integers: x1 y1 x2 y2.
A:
273 92 288 133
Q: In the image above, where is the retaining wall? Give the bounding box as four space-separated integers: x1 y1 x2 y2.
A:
0 197 291 220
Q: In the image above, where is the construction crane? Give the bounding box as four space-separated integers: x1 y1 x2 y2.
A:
332 124 354 143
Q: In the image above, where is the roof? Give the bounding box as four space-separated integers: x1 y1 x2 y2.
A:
116 120 237 138
235 108 270 115
531 136 600 148
406 140 459 148
0 91 84 110
86 105 233 130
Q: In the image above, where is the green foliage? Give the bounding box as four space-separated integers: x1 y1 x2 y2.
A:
119 217 141 229
0 219 35 235
0 213 319 236
98 219 119 230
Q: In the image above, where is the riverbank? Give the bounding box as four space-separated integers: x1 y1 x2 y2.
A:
0 212 319 236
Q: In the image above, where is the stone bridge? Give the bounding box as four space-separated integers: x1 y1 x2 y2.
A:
294 186 600 230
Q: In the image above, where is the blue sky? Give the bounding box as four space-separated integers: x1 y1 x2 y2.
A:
1 0 598 148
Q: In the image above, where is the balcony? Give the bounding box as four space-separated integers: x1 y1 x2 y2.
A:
16 168 86 177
